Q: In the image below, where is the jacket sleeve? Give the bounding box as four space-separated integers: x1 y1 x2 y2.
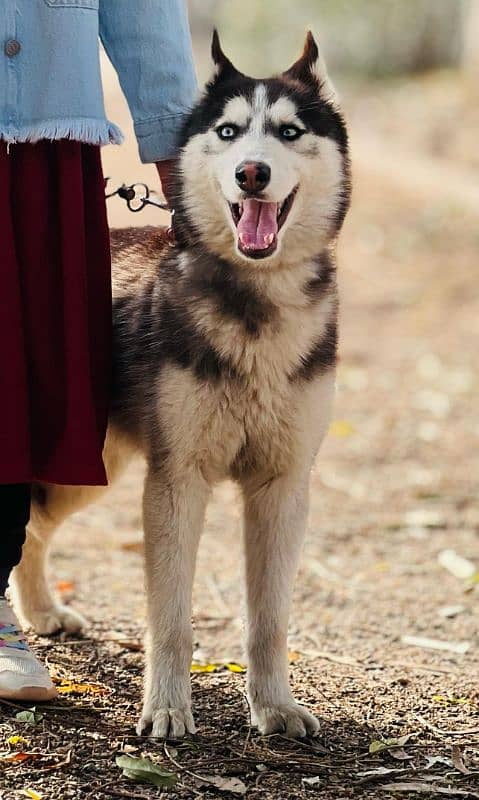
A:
99 0 197 162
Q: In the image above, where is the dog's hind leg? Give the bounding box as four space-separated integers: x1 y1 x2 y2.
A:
243 472 320 739
137 466 210 739
10 430 132 635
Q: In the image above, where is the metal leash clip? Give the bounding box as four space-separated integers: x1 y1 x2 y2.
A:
105 178 170 213
105 178 176 246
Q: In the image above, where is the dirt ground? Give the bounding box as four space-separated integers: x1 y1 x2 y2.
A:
1 72 478 799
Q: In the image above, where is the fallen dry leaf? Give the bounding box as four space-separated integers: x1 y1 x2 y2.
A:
6 735 29 747
329 419 356 437
357 767 407 778
55 580 75 594
0 752 40 764
190 661 246 674
116 754 178 789
404 509 446 529
15 710 43 725
190 662 218 673
224 662 246 673
438 550 476 580
380 782 479 797
120 540 143 553
423 756 453 769
369 735 413 755
20 790 43 800
432 694 470 706
56 680 110 696
201 775 247 795
288 651 302 663
438 604 465 619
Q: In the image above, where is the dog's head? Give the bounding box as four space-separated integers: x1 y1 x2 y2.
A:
176 31 351 268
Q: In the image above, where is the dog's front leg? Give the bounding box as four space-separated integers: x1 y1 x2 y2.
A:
137 467 209 739
243 473 320 738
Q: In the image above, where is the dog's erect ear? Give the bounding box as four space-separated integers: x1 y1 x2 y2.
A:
283 31 338 103
210 29 240 82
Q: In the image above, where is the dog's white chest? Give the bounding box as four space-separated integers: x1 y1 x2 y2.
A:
157 359 297 483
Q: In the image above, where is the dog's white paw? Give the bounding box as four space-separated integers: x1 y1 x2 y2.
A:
136 706 196 739
252 702 320 739
26 604 86 635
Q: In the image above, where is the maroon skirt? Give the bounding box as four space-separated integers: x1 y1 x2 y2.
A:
0 141 111 485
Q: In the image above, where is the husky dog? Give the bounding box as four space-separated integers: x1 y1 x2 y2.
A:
12 31 351 739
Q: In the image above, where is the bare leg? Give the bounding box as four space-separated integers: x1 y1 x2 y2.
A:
243 473 319 738
137 467 210 739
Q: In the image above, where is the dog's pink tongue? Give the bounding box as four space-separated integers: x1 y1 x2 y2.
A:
237 199 278 249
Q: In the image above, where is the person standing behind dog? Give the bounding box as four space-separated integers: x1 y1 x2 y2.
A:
0 0 196 701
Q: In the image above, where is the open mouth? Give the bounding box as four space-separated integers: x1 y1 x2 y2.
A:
229 187 298 259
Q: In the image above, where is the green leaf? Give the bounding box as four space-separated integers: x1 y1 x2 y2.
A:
15 708 44 725
116 755 178 789
369 735 411 755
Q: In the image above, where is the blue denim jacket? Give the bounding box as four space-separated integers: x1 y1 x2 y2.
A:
0 0 197 161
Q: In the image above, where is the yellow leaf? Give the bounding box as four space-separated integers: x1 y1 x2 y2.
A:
21 790 43 800
373 561 390 572
225 662 246 673
7 735 29 746
329 420 355 438
288 651 302 663
432 694 469 705
56 680 109 696
190 662 219 673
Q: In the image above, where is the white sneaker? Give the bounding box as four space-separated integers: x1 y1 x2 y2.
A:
0 598 57 701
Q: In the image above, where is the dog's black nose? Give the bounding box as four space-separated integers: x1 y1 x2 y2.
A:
235 161 271 193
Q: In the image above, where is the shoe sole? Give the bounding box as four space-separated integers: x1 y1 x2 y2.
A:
0 684 58 702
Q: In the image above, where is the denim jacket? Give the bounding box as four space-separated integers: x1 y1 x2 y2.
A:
0 0 197 161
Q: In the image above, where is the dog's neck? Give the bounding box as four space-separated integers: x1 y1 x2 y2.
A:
178 243 336 312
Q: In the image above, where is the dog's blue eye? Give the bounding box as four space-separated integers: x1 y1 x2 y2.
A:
217 124 239 140
280 125 303 141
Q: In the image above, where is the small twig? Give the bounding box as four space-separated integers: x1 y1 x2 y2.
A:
87 781 147 800
415 714 479 737
299 649 361 667
32 749 72 773
0 697 26 710
392 661 459 676
162 744 206 797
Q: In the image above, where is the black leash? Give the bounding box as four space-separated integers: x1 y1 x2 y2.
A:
105 178 177 245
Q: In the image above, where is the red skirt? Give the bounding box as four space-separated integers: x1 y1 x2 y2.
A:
0 141 111 485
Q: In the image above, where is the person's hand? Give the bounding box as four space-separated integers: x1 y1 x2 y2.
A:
155 158 178 245
155 158 177 209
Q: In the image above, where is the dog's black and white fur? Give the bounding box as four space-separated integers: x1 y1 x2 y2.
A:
11 32 351 739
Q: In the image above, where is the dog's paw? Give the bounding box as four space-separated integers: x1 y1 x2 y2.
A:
136 706 196 739
252 702 320 739
26 604 86 636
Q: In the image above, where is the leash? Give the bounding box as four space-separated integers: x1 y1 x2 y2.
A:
105 178 176 245
105 178 170 213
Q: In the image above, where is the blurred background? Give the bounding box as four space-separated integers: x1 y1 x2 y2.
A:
65 0 479 693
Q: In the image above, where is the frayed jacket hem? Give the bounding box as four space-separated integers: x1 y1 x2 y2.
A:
0 118 124 146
